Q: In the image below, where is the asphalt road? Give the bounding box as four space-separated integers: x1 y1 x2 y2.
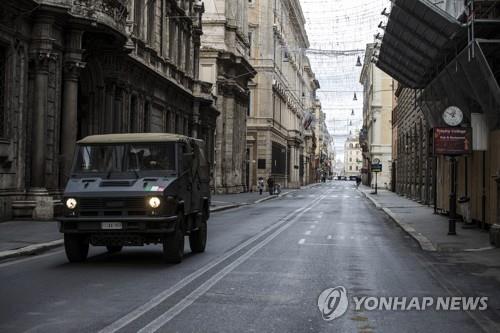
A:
1 182 500 333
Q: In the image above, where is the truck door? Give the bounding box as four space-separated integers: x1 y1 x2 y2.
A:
180 143 192 213
190 142 202 213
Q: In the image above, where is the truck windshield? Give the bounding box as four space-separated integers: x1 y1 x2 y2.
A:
73 143 176 175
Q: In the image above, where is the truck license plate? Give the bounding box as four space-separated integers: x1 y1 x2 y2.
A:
101 222 123 230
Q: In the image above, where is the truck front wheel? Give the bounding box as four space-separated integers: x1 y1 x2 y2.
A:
64 234 89 263
163 214 184 264
189 213 207 253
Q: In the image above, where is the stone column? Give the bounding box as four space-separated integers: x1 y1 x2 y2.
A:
30 52 57 189
105 80 116 133
60 30 85 182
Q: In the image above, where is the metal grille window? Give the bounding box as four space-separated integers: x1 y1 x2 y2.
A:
0 46 5 138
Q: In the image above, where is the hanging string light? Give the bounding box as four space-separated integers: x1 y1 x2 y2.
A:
353 92 358 101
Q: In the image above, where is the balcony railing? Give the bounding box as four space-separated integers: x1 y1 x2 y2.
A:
68 0 128 36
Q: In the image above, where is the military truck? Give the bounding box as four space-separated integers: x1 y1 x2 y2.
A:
58 133 210 264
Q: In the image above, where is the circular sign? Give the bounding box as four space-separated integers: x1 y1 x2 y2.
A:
373 158 380 164
442 106 463 127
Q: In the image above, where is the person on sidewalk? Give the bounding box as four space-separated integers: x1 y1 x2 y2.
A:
267 177 274 195
274 183 281 195
258 177 264 195
356 175 361 188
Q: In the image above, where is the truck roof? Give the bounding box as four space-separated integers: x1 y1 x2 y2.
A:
77 133 195 144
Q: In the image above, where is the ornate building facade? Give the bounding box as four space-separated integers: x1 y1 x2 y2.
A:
344 134 362 178
360 43 393 189
0 0 217 220
246 0 320 190
199 0 255 194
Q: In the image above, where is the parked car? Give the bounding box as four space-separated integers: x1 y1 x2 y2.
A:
349 176 357 181
58 133 210 264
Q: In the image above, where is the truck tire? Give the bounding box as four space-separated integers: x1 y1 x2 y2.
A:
106 245 123 253
163 214 184 264
189 213 207 253
64 234 89 263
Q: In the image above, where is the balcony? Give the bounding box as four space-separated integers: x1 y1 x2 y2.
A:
47 0 129 37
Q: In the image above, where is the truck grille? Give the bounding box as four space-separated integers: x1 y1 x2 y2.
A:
78 198 146 216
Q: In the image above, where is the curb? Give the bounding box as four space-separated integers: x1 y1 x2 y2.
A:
210 204 246 213
0 239 64 261
359 189 437 252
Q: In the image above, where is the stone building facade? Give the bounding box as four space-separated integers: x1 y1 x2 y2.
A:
247 0 320 190
199 0 255 194
359 43 393 189
344 135 362 177
392 86 433 204
314 102 332 181
0 0 217 220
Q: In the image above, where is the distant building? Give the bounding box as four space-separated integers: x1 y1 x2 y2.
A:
246 0 321 189
360 43 393 189
200 0 256 194
344 135 362 177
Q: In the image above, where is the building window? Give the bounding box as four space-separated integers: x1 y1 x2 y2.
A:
185 33 191 75
248 31 253 57
165 110 170 133
248 91 252 116
147 0 155 44
0 45 5 138
175 114 181 134
349 166 352 171
130 95 138 132
134 0 143 37
144 101 151 132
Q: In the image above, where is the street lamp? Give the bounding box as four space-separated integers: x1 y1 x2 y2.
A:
353 92 357 101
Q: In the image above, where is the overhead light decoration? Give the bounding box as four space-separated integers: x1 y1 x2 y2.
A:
351 109 355 116
353 92 358 101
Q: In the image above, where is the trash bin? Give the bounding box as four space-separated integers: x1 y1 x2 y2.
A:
458 196 471 224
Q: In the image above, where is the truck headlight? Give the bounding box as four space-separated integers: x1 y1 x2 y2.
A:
148 197 161 208
65 198 77 210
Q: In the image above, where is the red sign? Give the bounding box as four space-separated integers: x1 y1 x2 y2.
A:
433 127 472 156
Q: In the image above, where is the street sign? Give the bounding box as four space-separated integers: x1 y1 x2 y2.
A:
371 163 382 173
433 127 472 156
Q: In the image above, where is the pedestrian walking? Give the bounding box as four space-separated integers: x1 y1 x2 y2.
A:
356 176 361 188
267 177 274 195
274 183 281 195
258 177 264 195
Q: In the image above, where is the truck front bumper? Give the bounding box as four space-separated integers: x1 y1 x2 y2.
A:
58 216 178 234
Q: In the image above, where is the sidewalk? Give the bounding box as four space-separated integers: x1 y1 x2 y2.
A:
0 186 307 261
358 185 492 252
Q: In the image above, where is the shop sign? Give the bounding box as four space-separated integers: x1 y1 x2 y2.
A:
433 127 472 156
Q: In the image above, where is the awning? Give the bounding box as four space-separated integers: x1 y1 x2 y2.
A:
419 41 500 129
376 0 466 89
